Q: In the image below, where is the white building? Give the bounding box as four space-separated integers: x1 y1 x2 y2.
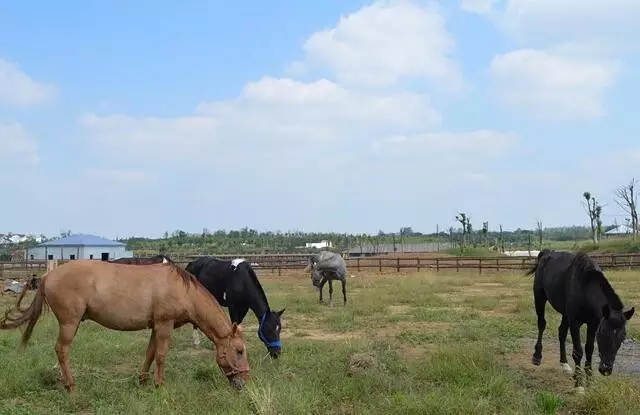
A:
27 234 132 261
305 240 334 249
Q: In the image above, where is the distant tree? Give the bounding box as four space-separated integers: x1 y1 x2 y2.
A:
536 219 543 249
583 192 603 245
614 178 639 240
482 221 489 247
455 213 471 247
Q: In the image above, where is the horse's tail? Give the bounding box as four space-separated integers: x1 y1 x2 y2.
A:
0 274 47 350
524 249 551 276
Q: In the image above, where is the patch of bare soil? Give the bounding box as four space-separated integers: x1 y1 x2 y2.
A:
474 282 505 287
284 329 357 342
388 305 413 315
507 337 640 378
377 321 451 337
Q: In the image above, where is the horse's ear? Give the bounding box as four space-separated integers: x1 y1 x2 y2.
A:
232 322 241 334
277 308 285 316
624 307 635 320
602 304 611 320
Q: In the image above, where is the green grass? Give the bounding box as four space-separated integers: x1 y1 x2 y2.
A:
1 269 640 414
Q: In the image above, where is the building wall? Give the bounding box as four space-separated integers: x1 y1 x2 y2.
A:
27 246 132 260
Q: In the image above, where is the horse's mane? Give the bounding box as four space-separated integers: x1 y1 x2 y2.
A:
239 262 270 309
572 251 624 311
166 262 199 288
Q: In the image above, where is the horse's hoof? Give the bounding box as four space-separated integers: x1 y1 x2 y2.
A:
532 356 542 366
575 386 585 395
561 363 573 375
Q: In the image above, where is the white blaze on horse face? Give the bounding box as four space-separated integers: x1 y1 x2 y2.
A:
231 258 246 268
162 257 168 264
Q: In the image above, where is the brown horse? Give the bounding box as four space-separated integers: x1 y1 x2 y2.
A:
0 260 250 394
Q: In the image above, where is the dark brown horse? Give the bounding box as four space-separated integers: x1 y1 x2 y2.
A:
526 250 635 393
0 260 250 394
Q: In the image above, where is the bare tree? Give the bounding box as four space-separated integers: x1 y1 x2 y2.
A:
614 178 639 240
583 192 603 245
482 221 489 247
536 219 543 249
455 213 471 247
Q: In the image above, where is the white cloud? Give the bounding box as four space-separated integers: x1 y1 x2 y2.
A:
461 1 640 44
372 130 517 157
79 0 513 195
490 49 620 120
0 122 39 164
195 77 441 142
0 59 57 107
293 0 463 89
79 113 218 164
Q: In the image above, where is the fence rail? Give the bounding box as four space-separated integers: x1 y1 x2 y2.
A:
2 253 640 279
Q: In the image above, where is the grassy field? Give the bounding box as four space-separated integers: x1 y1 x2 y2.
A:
1 269 640 414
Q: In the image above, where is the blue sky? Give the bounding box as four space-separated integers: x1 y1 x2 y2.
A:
1 0 639 239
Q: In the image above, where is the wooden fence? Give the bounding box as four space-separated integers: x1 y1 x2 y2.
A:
2 253 640 280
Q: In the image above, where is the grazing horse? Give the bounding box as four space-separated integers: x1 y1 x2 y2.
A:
185 256 284 359
525 249 635 393
304 251 347 306
0 260 251 394
111 255 171 265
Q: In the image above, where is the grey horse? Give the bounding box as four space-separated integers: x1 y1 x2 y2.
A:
304 251 347 306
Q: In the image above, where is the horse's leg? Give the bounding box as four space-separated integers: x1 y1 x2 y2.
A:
153 321 174 388
583 321 597 387
318 277 327 304
558 315 572 374
531 289 547 366
139 329 157 385
569 321 585 393
328 279 334 307
341 278 347 306
55 321 81 395
191 323 201 348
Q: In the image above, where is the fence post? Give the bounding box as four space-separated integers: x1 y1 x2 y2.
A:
417 258 421 271
357 258 361 272
456 259 460 272
396 258 400 272
479 258 482 275
436 259 439 272
379 258 382 272
496 258 500 272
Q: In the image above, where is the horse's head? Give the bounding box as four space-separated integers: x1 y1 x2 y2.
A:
304 256 317 273
597 304 635 375
258 308 285 359
216 323 251 390
311 268 326 289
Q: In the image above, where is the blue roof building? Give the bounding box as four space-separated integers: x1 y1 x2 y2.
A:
27 234 132 261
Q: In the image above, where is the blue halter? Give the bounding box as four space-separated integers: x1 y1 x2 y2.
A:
258 312 282 349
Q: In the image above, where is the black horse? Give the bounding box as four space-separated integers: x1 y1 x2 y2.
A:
526 249 635 392
185 256 284 359
110 255 171 264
